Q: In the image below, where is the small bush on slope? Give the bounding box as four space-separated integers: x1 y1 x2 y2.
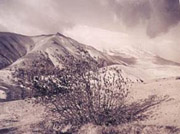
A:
14 54 169 133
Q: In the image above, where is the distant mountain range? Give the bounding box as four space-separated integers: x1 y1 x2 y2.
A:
0 32 180 101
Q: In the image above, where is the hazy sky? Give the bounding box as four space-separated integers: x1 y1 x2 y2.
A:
0 0 180 62
0 0 180 36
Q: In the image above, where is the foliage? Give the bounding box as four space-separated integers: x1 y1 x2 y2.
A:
13 54 169 133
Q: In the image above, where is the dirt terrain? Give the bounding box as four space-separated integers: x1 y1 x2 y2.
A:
0 77 180 133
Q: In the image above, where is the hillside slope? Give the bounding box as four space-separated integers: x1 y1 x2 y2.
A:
0 32 180 101
1 78 180 133
0 33 34 69
0 32 120 101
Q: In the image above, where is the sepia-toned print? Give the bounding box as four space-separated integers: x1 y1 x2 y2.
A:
0 0 180 133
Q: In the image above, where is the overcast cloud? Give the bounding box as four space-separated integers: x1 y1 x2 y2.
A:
0 0 179 37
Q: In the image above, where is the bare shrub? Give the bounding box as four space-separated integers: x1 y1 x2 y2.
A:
13 54 169 133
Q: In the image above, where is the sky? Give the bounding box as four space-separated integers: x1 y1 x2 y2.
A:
0 0 180 62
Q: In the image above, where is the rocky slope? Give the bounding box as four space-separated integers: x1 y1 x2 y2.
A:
0 32 180 101
0 32 34 69
0 32 120 101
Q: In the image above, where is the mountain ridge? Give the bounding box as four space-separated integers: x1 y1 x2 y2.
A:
1 32 180 101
